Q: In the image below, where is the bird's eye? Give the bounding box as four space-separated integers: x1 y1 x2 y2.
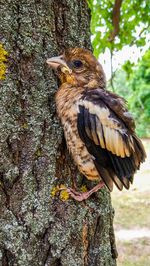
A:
73 60 83 68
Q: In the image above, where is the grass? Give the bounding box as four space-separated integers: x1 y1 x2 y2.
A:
111 139 150 266
116 238 150 266
112 190 150 229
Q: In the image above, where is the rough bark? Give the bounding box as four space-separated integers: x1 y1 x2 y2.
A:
0 0 117 265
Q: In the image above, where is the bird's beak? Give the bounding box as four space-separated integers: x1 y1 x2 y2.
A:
46 55 71 73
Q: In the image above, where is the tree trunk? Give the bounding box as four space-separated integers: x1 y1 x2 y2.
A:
0 0 117 265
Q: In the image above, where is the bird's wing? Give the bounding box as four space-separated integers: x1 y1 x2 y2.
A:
77 89 146 191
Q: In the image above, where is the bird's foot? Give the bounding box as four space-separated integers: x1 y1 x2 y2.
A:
60 181 104 201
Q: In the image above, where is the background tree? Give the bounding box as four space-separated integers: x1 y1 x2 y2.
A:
0 0 117 265
127 48 150 137
89 0 150 55
89 0 150 138
108 52 150 137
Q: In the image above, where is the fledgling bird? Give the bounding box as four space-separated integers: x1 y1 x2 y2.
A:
46 47 146 201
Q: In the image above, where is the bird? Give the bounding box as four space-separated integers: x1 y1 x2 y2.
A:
46 47 146 201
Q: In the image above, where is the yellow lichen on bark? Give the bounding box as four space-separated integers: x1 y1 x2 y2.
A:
80 185 88 193
0 44 7 80
51 185 69 201
60 185 69 201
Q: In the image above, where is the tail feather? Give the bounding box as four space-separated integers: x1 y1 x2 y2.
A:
133 134 146 164
94 165 114 191
107 169 123 191
121 177 130 190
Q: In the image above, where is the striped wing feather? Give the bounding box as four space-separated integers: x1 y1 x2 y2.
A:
77 90 146 191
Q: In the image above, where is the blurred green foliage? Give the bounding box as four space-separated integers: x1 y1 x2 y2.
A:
88 0 150 57
127 49 150 137
88 0 150 137
108 50 150 137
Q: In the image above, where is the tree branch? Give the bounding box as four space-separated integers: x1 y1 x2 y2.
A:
110 48 115 92
108 0 123 42
129 24 150 46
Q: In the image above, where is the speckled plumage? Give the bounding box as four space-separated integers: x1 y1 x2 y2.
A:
47 47 146 199
55 84 100 181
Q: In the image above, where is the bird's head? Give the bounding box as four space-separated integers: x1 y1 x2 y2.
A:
46 47 106 89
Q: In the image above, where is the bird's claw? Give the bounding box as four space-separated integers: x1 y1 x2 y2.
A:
60 181 104 201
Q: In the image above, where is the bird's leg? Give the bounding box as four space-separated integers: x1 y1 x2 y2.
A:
60 181 105 201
